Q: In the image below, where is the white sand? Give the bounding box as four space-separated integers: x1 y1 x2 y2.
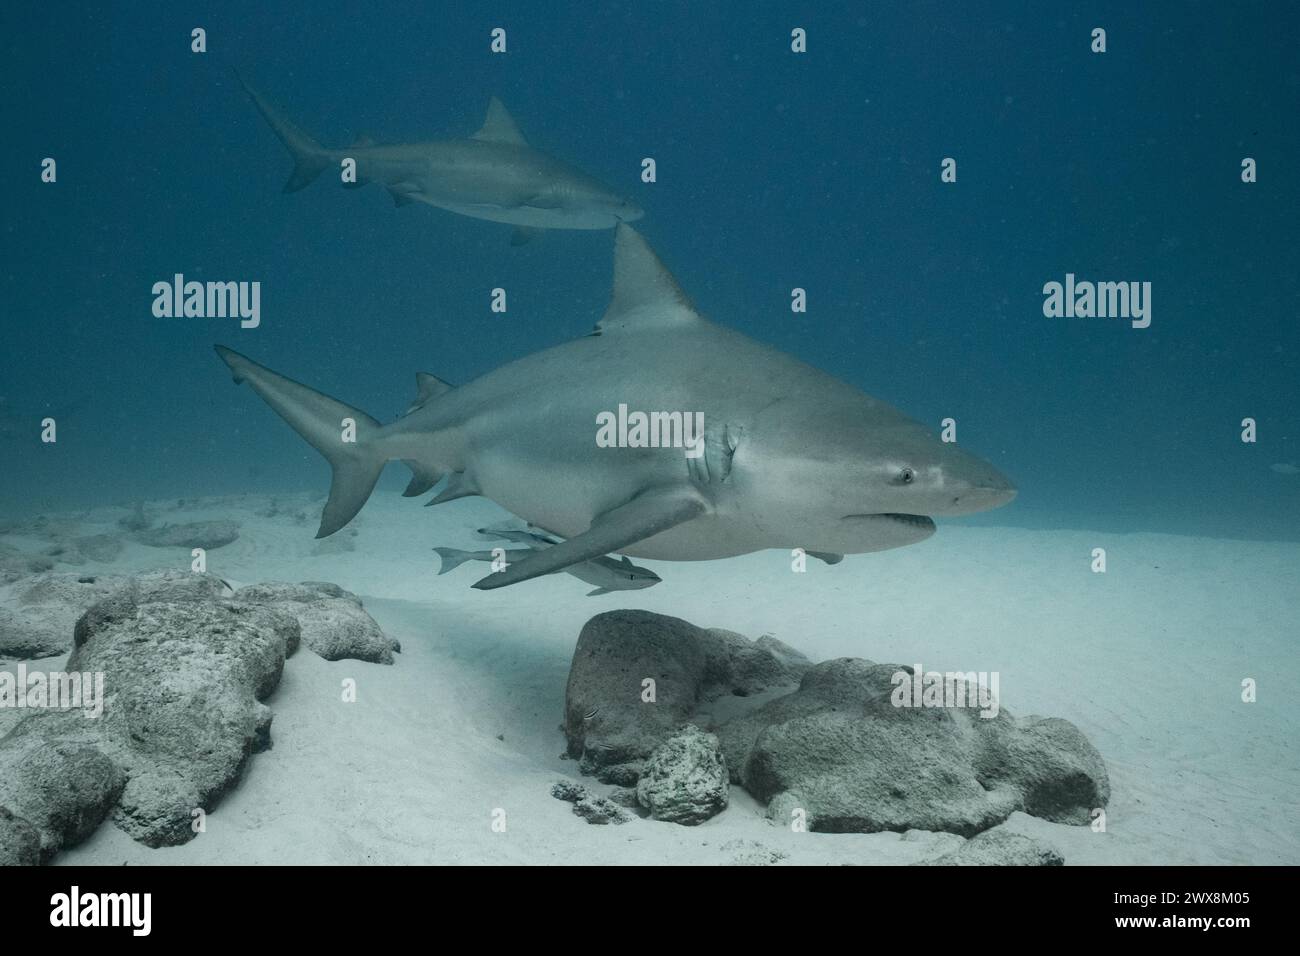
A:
4 492 1295 865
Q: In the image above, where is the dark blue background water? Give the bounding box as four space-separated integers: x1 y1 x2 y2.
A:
3 1 1297 540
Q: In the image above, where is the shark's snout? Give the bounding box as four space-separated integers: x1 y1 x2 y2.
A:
947 470 1017 514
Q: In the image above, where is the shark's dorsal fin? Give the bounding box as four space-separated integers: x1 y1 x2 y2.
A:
404 372 454 416
473 97 527 146
351 133 375 147
595 225 700 334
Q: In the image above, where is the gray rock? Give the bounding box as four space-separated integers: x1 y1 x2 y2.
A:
549 780 631 825
636 725 728 825
0 591 300 858
68 598 299 847
720 838 789 866
234 581 398 664
718 658 1109 836
564 610 808 782
0 805 41 865
919 828 1065 866
135 520 240 550
0 572 129 658
0 719 127 862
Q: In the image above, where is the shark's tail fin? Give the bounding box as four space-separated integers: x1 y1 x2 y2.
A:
433 547 474 575
215 346 385 537
237 72 329 193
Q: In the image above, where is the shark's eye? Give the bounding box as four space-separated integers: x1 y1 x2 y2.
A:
899 467 915 484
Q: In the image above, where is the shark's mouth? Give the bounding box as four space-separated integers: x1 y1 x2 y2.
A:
842 513 936 531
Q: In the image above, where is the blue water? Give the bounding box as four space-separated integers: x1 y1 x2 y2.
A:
3 1 1297 541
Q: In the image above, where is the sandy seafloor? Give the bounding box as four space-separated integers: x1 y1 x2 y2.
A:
2 492 1296 866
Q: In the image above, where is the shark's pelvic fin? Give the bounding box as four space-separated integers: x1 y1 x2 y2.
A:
214 346 385 538
473 97 527 146
237 72 329 193
510 226 540 246
471 485 707 590
595 224 701 334
402 461 443 497
425 471 480 507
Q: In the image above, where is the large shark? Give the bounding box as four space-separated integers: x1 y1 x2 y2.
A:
240 76 643 242
215 225 1015 590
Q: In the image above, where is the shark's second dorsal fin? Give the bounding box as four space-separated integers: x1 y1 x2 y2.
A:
405 372 454 415
473 97 527 146
595 225 700 334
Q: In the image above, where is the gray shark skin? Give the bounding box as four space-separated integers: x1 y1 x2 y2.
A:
215 224 1015 591
434 535 661 597
239 75 643 236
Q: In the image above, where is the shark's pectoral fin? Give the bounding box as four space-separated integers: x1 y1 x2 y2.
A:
807 551 844 565
388 183 420 207
586 587 613 597
510 226 540 246
472 486 707 591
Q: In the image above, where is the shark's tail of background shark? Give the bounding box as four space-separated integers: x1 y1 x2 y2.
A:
215 346 386 538
237 72 329 193
432 548 474 575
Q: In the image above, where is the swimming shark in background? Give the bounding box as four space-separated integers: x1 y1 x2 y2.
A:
435 525 661 596
238 75 644 244
215 224 1016 591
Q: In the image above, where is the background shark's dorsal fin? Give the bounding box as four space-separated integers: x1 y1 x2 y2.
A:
596 225 700 333
404 372 454 415
473 97 527 146
351 133 375 147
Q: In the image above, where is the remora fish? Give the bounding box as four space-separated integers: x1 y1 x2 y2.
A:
434 536 661 597
238 75 643 243
214 225 1016 590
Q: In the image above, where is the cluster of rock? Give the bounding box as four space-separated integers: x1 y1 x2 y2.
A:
0 570 398 664
558 610 1109 863
0 569 398 864
0 505 243 584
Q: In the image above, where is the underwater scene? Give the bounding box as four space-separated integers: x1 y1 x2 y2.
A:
1 0 1297 874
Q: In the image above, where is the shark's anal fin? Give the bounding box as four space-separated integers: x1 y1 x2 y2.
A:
425 471 479 506
472 486 706 591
